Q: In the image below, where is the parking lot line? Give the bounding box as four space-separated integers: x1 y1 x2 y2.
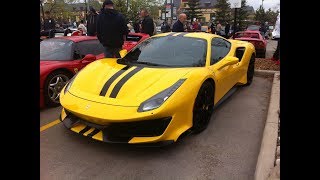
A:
40 119 61 132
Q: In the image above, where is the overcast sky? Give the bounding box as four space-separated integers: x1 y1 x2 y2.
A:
246 0 280 11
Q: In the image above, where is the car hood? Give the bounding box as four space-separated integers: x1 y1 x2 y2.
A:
68 59 193 106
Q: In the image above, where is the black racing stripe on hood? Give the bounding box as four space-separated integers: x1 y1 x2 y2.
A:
109 67 144 98
99 65 131 96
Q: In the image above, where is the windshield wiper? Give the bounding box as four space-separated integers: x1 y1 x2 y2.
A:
133 61 169 67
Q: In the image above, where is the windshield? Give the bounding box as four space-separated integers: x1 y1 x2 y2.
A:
247 25 260 31
121 36 207 67
40 39 73 60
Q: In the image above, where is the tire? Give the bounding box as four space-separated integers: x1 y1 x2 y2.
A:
191 81 215 134
44 70 73 107
245 54 255 86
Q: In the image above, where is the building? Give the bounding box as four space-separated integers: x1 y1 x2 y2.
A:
177 0 218 23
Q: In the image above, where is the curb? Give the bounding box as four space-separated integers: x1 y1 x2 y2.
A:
254 72 280 180
255 69 280 76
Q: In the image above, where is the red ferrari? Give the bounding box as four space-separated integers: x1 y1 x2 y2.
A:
40 33 149 108
232 30 267 58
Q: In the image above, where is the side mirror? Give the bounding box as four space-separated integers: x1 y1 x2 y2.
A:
217 56 239 70
81 54 96 62
119 49 128 58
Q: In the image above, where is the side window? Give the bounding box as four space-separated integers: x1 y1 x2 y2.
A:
235 47 246 62
211 38 231 65
74 40 105 59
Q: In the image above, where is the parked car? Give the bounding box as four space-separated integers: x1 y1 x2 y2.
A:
232 30 267 58
40 33 149 108
59 32 256 145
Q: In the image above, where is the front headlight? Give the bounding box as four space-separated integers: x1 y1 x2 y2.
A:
63 74 77 94
138 79 186 112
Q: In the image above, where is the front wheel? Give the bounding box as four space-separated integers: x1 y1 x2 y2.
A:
44 71 72 107
191 81 215 134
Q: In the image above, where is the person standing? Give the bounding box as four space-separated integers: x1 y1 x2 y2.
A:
97 0 128 58
272 13 280 65
172 13 187 32
140 9 154 36
197 20 202 31
41 11 56 38
78 20 87 35
225 22 230 38
216 21 222 35
87 7 98 36
210 21 216 34
192 21 198 32
161 21 171 33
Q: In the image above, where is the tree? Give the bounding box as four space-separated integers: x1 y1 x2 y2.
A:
237 0 248 28
185 0 202 21
214 0 231 23
254 5 266 24
127 0 162 21
113 0 128 19
265 8 279 25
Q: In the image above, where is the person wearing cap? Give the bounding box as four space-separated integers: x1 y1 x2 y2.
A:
97 0 128 58
87 7 98 36
140 9 154 36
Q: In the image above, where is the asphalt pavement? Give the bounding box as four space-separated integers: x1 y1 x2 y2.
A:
40 76 272 180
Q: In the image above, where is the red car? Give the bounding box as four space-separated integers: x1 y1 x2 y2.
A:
232 30 267 58
40 33 149 108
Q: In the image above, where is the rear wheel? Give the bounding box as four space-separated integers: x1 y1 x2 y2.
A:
44 70 73 107
191 81 215 134
245 54 255 86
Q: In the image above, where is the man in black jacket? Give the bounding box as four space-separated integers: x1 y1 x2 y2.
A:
140 9 154 36
40 11 56 38
87 7 98 36
97 0 128 58
172 13 187 32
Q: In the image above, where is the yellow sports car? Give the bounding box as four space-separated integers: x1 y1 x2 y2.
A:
59 32 255 145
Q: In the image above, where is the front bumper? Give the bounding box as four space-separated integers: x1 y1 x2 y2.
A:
59 90 193 144
60 106 190 145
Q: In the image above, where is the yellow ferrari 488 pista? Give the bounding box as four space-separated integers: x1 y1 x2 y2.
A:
59 32 255 146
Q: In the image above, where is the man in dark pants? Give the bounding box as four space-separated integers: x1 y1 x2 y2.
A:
172 13 187 32
140 9 154 36
87 7 98 36
40 11 56 38
97 0 128 58
225 22 230 38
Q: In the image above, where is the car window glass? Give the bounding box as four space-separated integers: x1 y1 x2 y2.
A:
211 38 231 65
124 36 207 67
40 39 73 60
75 40 105 59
